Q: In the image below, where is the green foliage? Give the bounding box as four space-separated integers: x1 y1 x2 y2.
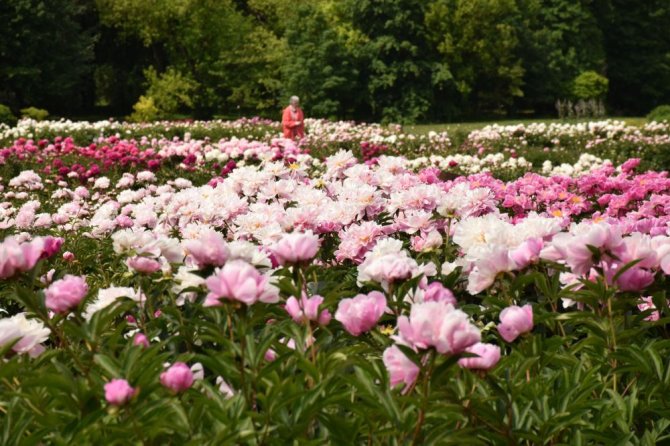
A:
144 67 197 116
0 104 17 126
426 0 525 117
647 105 670 123
128 95 160 122
20 106 49 121
573 71 609 100
0 0 95 114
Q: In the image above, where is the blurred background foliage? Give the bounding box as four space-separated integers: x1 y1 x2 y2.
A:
0 0 669 123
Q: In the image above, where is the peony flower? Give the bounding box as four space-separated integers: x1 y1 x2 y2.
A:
160 362 194 393
457 342 501 370
334 291 387 336
0 236 45 279
0 313 50 357
183 228 230 268
383 345 419 390
204 260 279 306
270 231 320 265
133 332 150 348
285 294 331 325
421 282 457 306
497 304 534 342
638 296 661 322
396 301 480 354
45 274 88 314
104 379 135 406
126 256 162 274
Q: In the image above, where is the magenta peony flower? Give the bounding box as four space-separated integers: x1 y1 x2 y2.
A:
160 362 194 393
383 345 420 390
285 294 331 325
458 342 501 370
204 260 279 306
497 304 534 343
183 228 229 268
104 379 135 406
271 231 320 265
396 301 480 354
334 291 387 336
45 274 88 314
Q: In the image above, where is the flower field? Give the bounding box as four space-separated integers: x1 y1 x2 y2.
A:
2 118 670 444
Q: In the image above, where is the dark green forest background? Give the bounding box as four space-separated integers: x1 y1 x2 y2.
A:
1 0 669 123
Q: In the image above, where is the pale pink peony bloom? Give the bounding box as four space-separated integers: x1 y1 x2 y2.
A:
204 260 279 306
160 362 194 393
638 296 661 321
285 294 331 325
62 251 75 262
458 342 501 370
104 379 135 406
396 301 480 354
271 231 320 265
216 376 235 398
126 256 162 274
334 291 387 336
509 238 543 269
383 345 420 390
422 282 457 306
183 228 230 268
0 313 50 357
133 332 150 348
45 274 88 314
497 304 534 342
0 236 45 279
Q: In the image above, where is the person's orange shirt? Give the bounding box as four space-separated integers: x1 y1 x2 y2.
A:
282 106 305 139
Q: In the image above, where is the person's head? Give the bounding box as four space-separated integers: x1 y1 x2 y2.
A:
290 96 300 108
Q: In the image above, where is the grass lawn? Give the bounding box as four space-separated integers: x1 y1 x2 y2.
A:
405 116 646 135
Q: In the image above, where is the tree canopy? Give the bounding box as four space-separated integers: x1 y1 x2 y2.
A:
0 0 668 122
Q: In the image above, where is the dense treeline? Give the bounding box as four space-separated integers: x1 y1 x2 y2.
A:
0 0 668 123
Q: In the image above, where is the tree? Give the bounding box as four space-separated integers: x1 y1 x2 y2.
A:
0 0 96 114
515 0 605 114
280 2 364 120
426 0 525 118
336 0 438 124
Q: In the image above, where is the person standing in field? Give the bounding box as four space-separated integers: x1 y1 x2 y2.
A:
282 96 305 140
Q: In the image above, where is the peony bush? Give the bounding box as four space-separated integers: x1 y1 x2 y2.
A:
1 118 670 443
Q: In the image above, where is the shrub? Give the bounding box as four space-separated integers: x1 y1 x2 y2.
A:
0 103 17 126
128 95 160 122
20 107 49 121
145 67 197 117
647 105 670 122
573 71 609 100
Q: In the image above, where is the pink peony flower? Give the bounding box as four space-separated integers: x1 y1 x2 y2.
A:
334 291 387 336
183 228 230 268
638 296 661 321
509 238 543 269
383 345 420 390
160 362 194 393
133 332 150 348
126 256 162 274
422 282 457 306
396 301 480 354
204 260 279 306
42 236 64 258
0 236 45 279
104 379 135 406
62 251 75 262
285 294 331 325
497 304 534 343
271 231 320 265
457 342 501 370
45 274 88 314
